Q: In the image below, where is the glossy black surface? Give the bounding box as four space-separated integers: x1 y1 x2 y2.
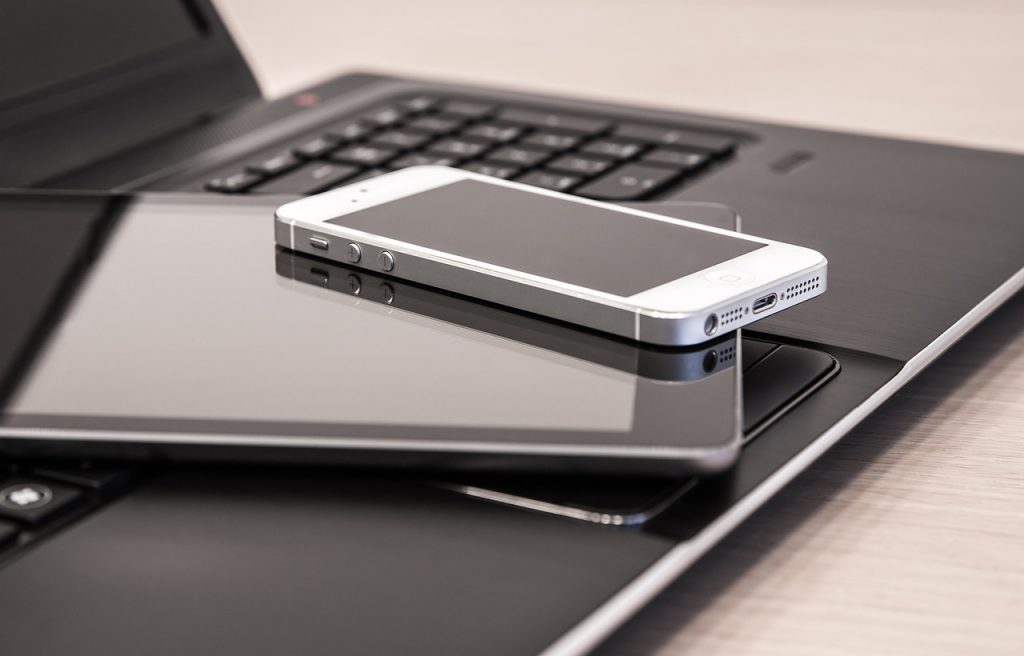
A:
325 179 761 296
0 194 125 402
277 249 740 384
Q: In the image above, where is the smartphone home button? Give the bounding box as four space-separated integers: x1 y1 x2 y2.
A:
378 250 395 272
705 269 755 285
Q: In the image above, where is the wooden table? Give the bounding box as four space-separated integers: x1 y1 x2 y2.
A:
214 2 1024 652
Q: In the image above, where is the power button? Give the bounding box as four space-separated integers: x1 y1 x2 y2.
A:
378 250 395 272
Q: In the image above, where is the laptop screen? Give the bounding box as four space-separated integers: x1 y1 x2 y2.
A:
0 1 256 188
0 0 205 108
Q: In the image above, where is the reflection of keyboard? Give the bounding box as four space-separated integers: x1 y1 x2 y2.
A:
203 95 743 201
0 337 835 564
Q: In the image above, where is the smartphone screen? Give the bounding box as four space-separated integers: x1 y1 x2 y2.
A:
327 179 763 296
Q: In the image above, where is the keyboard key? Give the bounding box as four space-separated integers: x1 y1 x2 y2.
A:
368 129 431 150
487 145 550 167
641 147 709 170
461 161 521 179
361 105 407 127
497 108 610 135
406 115 466 135
0 479 83 526
329 144 399 167
391 153 459 168
247 152 302 176
461 122 521 143
443 100 496 118
545 154 613 176
516 171 580 192
294 135 338 159
614 124 737 155
575 163 682 200
402 95 438 112
522 132 580 151
325 120 372 141
252 162 359 194
580 139 645 160
32 463 136 494
428 138 490 159
0 519 17 548
205 171 262 193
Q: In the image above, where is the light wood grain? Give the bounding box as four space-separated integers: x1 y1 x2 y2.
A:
212 1 1024 653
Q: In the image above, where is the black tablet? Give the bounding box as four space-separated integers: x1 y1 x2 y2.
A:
0 191 743 473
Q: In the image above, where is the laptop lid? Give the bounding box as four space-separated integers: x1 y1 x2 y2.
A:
0 0 258 188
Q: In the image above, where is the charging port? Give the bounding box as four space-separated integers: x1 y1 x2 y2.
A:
752 293 778 314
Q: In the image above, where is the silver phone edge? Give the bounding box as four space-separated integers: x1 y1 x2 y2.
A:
275 215 827 346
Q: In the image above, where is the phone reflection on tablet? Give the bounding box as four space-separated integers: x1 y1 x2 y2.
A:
275 247 743 478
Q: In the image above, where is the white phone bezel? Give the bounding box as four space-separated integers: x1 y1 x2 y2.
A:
275 166 826 318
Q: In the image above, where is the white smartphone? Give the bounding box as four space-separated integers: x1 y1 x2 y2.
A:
274 166 827 345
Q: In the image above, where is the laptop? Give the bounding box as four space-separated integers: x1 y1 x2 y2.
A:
1 1 1022 654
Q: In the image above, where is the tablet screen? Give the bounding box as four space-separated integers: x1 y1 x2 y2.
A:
0 193 740 455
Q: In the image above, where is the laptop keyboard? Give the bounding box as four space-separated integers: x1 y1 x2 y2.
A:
204 94 741 200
